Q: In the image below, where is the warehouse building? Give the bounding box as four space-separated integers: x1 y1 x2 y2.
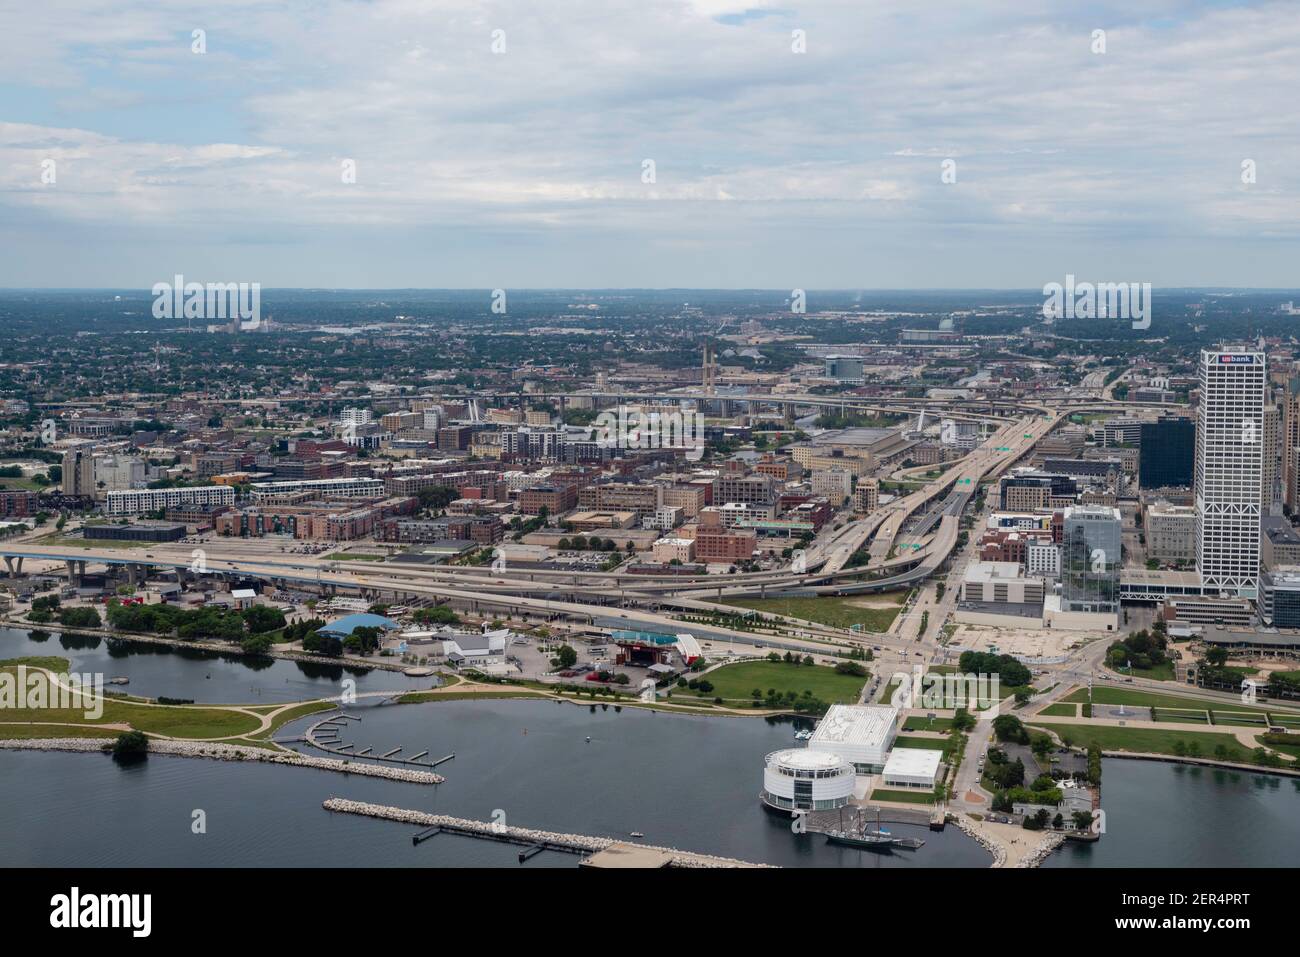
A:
84 522 186 543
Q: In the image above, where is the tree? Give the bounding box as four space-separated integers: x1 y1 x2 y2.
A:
553 644 578 669
242 604 286 635
992 714 1030 744
112 730 149 762
241 633 273 655
1204 646 1228 667
302 632 343 657
56 606 101 628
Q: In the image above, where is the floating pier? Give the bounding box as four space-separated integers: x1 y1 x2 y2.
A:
412 826 442 845
323 798 772 868
302 718 446 769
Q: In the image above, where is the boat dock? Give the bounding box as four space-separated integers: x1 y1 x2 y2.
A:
322 798 773 868
303 714 447 769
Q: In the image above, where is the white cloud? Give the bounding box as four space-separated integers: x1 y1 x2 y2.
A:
2 0 1299 285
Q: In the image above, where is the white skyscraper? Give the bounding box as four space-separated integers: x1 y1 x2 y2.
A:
1195 349 1266 597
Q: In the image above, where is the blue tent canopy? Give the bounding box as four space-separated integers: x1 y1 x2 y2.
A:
319 613 400 637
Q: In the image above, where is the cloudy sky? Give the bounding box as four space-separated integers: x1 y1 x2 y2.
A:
2 0 1298 288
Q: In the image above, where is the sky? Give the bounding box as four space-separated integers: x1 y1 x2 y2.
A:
1 0 1299 289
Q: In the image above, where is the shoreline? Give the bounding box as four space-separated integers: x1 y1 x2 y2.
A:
0 617 414 672
951 813 1065 868
0 737 444 784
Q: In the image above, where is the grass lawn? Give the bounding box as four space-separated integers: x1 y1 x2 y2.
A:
396 689 550 704
34 534 155 550
902 715 954 732
1267 714 1300 729
0 667 261 738
0 723 122 740
1209 711 1269 727
1107 662 1176 682
1258 735 1300 759
671 660 867 704
1030 722 1253 761
1037 703 1077 717
1063 686 1287 717
256 700 337 738
1151 707 1209 724
721 593 906 632
0 656 70 673
870 788 937 805
892 734 947 750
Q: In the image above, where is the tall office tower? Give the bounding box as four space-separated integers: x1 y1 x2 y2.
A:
1138 417 1195 488
1263 397 1281 514
1284 377 1300 514
1060 504 1122 614
1195 349 1266 597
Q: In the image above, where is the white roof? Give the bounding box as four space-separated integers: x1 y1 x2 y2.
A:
809 704 899 750
883 747 943 777
768 748 850 771
231 589 257 599
964 561 1030 583
674 633 701 658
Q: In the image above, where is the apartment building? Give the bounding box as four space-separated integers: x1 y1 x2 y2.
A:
106 485 236 517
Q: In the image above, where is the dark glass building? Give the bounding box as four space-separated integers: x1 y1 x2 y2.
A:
1139 418 1195 488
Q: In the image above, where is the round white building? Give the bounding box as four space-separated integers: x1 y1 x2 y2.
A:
761 748 855 812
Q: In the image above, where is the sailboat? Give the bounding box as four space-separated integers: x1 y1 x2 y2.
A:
824 807 925 852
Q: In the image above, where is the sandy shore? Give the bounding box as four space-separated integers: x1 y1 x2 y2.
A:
952 814 1065 868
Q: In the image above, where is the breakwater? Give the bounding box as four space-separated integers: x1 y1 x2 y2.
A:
322 797 772 867
0 737 443 784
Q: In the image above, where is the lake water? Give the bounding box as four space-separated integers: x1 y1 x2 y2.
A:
0 626 429 703
0 695 990 867
1043 758 1300 868
4 625 1299 867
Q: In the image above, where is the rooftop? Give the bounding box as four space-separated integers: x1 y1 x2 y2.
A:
809 704 899 749
964 561 1034 583
319 612 400 636
882 747 943 778
1263 516 1300 545
767 748 851 771
809 427 897 447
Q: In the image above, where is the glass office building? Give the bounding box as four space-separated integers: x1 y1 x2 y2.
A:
1061 505 1122 614
1139 417 1195 488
